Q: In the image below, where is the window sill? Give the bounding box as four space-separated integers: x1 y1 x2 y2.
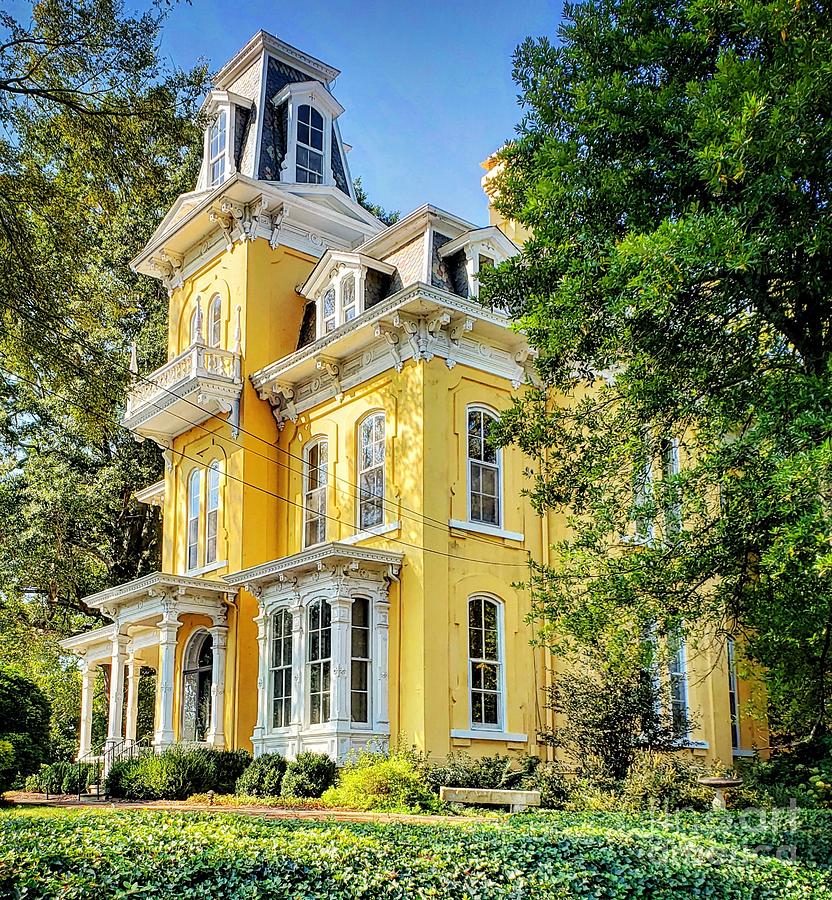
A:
186 560 227 577
448 520 524 542
450 728 528 743
341 521 401 545
672 738 709 751
732 748 757 758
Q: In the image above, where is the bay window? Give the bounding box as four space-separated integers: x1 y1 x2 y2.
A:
308 598 332 724
271 609 293 729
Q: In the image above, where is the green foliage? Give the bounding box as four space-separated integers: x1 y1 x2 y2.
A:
485 0 832 744
620 752 712 812
323 749 441 813
0 740 14 794
353 177 400 226
0 667 50 786
280 752 338 799
545 666 691 782
24 760 101 796
2 808 832 896
106 747 251 801
426 751 539 793
235 753 287 798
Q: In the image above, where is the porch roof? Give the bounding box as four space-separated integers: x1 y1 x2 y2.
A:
82 571 236 612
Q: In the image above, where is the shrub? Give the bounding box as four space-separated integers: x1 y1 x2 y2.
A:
620 751 713 811
280 752 337 799
0 668 51 785
521 760 571 809
235 753 287 797
426 752 539 794
24 760 102 795
0 739 15 794
323 750 440 813
107 746 251 801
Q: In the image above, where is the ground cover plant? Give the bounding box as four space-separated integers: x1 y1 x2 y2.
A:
1 806 831 898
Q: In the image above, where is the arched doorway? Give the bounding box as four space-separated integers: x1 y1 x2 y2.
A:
181 630 212 742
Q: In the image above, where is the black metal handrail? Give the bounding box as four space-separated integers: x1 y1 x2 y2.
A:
75 736 154 801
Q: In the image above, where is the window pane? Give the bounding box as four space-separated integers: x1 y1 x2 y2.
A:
472 692 483 724
351 690 368 724
483 692 498 725
481 663 498 691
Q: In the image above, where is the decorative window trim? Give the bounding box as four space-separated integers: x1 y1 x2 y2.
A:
187 559 228 577
199 90 252 190
306 597 332 726
450 729 528 743
350 596 371 727
270 608 293 730
315 263 369 338
357 411 386 532
466 404 502 529
340 520 401 546
303 437 328 548
467 593 506 732
181 628 213 743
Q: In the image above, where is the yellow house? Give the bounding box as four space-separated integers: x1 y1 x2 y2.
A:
61 30 765 768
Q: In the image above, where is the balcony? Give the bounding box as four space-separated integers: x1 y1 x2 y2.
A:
124 344 242 443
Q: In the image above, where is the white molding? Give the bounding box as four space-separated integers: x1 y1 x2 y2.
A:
134 480 165 508
732 748 757 758
340 521 401 545
81 571 235 610
450 729 528 743
674 739 710 750
448 520 524 542
187 560 228 577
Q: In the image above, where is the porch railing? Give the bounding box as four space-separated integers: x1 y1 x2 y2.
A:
74 737 154 801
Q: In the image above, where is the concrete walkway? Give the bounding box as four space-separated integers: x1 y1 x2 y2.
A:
5 792 492 826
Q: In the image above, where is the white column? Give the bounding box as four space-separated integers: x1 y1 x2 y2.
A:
252 605 269 749
373 591 391 733
290 598 305 728
125 652 139 745
206 620 228 748
78 659 96 759
154 615 181 749
329 596 353 730
106 631 129 747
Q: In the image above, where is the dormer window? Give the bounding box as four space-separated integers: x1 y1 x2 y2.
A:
436 227 520 301
209 110 227 187
322 286 336 333
342 274 357 321
296 105 324 184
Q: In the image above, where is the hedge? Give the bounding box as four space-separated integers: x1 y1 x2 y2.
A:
1 808 831 898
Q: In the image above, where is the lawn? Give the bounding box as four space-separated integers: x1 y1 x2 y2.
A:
1 806 832 898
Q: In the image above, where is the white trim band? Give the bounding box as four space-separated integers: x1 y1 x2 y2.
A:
448 520 524 542
451 729 528 743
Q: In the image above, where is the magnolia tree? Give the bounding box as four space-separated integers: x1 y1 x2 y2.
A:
485 0 832 746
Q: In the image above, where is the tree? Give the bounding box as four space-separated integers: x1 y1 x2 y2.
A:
0 667 51 788
0 0 207 757
354 177 400 226
484 0 832 744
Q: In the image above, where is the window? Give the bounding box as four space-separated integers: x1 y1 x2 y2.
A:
668 633 689 735
190 302 202 345
467 407 501 526
468 595 502 728
342 274 357 322
727 639 741 750
208 295 222 348
633 445 655 542
182 630 213 742
187 469 201 570
307 599 331 724
205 462 220 565
358 413 385 530
351 598 370 724
209 110 227 187
303 439 328 547
321 286 336 333
271 610 293 729
295 104 324 183
661 437 681 538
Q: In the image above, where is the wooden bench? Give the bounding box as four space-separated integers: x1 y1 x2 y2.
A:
439 786 541 813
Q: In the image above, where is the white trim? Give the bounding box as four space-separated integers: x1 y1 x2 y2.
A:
451 729 528 743
357 411 386 533
467 593 506 732
732 748 757 758
676 739 709 750
188 559 228 577
340 521 401 545
302 436 329 548
449 520 524 542
466 404 503 529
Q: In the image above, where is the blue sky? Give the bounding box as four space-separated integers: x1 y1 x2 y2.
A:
155 0 563 224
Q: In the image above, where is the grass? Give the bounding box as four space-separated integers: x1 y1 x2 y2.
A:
1 805 832 898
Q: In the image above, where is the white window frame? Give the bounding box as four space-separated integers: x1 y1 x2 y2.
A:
307 598 332 726
350 596 372 727
181 628 213 743
467 594 505 731
727 638 741 751
668 632 690 738
303 438 328 548
294 103 325 184
208 295 222 348
187 468 202 572
466 405 502 528
273 82 343 187
270 608 293 730
315 266 366 339
357 412 385 532
209 109 228 187
205 461 220 565
189 298 202 346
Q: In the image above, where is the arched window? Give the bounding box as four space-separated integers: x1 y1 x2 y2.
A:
467 406 501 526
271 609 293 728
303 439 328 548
187 469 202 571
208 295 222 348
358 413 385 530
182 630 213 742
205 461 220 565
468 595 503 729
341 274 357 322
351 597 370 724
296 104 324 183
321 286 336 334
209 110 227 186
189 300 202 345
307 598 331 724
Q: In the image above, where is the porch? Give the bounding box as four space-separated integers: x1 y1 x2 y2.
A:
60 573 236 762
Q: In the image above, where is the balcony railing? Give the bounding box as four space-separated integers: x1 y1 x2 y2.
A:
124 344 242 441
